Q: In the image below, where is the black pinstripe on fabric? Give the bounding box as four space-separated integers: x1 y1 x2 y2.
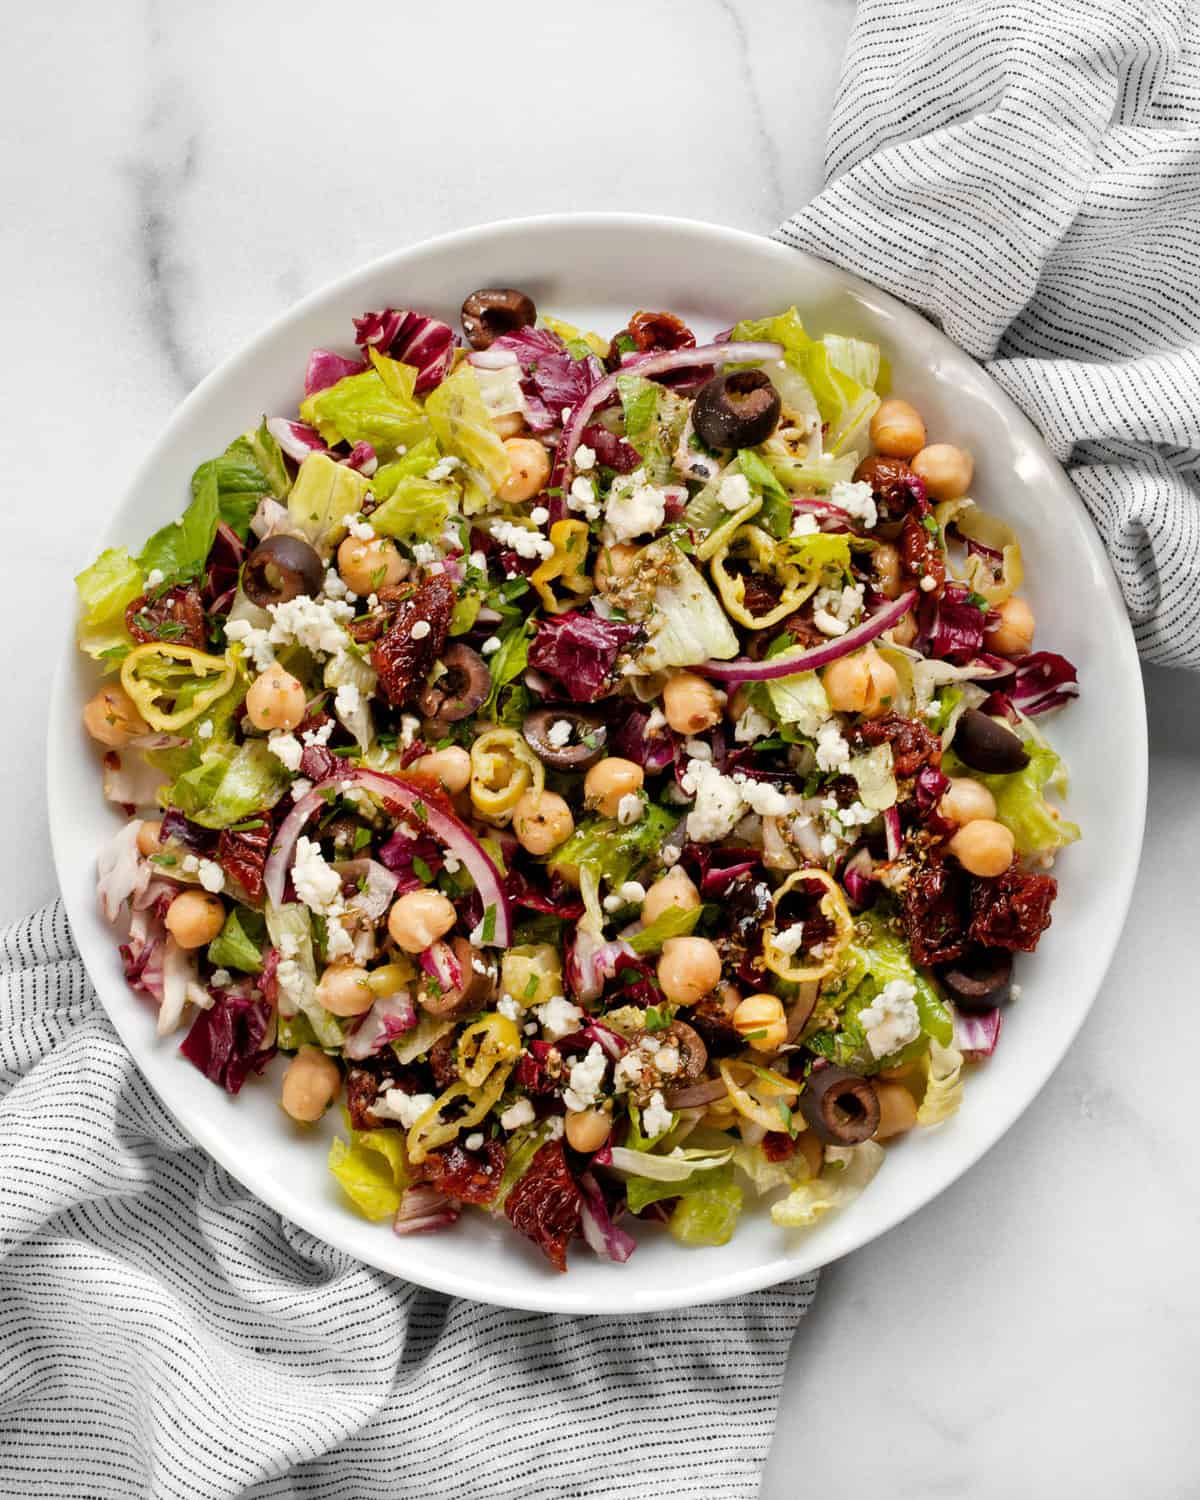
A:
778 0 1200 666
0 902 816 1499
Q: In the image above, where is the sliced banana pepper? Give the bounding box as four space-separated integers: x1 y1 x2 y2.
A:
406 1064 514 1164
469 727 545 822
710 524 817 629
718 1058 802 1131
530 519 594 614
762 868 854 983
457 1012 522 1088
120 642 237 731
935 497 1024 606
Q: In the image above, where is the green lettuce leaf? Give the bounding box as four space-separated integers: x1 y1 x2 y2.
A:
481 624 531 718
425 363 509 514
765 668 830 735
328 1124 409 1220
945 741 1080 857
770 1140 884 1228
370 475 453 543
286 451 372 560
667 1166 743 1246
617 373 689 484
627 904 702 954
170 739 289 830
371 435 443 498
737 447 791 538
139 469 220 583
192 420 291 540
633 540 739 672
207 905 266 974
265 903 344 1048
549 804 677 889
75 547 145 666
299 351 429 455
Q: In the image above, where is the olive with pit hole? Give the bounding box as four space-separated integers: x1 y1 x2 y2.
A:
241 534 325 608
460 288 537 350
799 1065 880 1145
937 948 1013 1013
415 644 490 721
953 708 1030 774
521 707 607 770
692 369 782 450
417 936 497 1018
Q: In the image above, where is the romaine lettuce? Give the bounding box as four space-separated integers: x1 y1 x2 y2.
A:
424 363 510 514
299 350 429 455
766 668 829 735
770 1140 884 1227
75 546 145 665
617 373 689 485
548 804 677 889
667 1167 743 1246
171 739 289 830
139 470 220 583
207 905 266 975
633 541 739 672
946 741 1080 857
286 452 371 559
627 904 702 954
192 419 290 540
369 476 453 543
371 435 443 497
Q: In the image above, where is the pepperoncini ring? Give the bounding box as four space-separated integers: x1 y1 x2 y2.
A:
456 1012 522 1088
710 524 815 629
934 498 1024 606
405 1065 513 1164
469 728 544 822
531 519 594 615
762 868 853 982
718 1058 802 1131
120 642 237 731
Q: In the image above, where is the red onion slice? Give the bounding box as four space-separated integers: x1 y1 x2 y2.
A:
883 806 902 862
264 766 512 945
393 1185 460 1235
697 590 917 682
558 340 784 478
952 1004 1003 1060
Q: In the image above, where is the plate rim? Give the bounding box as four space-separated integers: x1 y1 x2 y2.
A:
48 212 1148 1313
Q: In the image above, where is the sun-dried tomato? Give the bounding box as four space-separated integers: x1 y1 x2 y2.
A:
854 455 927 519
216 815 273 902
504 1139 583 1273
371 574 455 707
901 856 968 965
422 1140 506 1206
125 585 208 651
679 998 743 1060
344 1059 423 1131
627 310 697 354
899 508 946 597
428 1030 459 1090
852 712 942 779
761 1131 797 1164
968 869 1057 953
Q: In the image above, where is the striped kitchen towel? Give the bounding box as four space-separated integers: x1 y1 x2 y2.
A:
0 904 815 1500
779 0 1200 668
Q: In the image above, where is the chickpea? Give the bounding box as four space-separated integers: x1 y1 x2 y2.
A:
497 437 551 503
564 1107 612 1154
493 410 527 440
985 596 1035 657
136 819 163 858
593 541 640 592
911 443 974 502
885 611 918 648
164 890 225 950
386 890 457 953
512 790 575 855
642 866 701 927
657 936 722 1006
662 671 725 735
280 1046 341 1123
82 684 148 748
939 777 997 826
869 398 926 460
874 1081 919 1140
316 963 375 1017
336 534 404 596
583 757 644 819
822 647 899 718
245 664 307 732
731 993 788 1052
412 745 471 794
796 1129 824 1179
871 541 903 600
948 818 1015 878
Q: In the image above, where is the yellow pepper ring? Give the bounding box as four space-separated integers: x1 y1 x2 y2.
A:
120 642 237 732
406 1065 514 1164
718 1058 802 1132
710 524 816 629
470 728 544 822
456 1012 522 1088
762 868 854 983
531 519 594 615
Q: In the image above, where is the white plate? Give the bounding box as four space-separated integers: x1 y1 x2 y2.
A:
48 215 1147 1314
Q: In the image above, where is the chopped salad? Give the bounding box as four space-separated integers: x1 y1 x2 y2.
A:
79 292 1080 1271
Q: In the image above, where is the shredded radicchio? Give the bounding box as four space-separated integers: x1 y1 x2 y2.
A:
353 308 457 393
928 582 995 663
304 348 368 396
179 989 275 1094
527 611 642 702
378 828 446 893
490 326 606 435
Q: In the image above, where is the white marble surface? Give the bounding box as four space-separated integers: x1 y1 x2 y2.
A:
2 3 1198 1496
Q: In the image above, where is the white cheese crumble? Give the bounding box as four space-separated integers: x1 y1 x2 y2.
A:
196 719 214 740
830 479 878 529
374 1089 436 1128
790 513 819 537
574 444 596 472
426 455 462 482
645 706 667 735
490 519 555 561
145 568 165 588
771 921 806 956
619 881 646 904
568 475 602 522
563 1044 608 1112
464 1132 485 1152
345 514 376 541
224 618 275 671
812 583 865 639
196 859 225 894
679 758 797 842
481 636 502 655
210 968 232 988
530 505 550 526
334 681 361 719
535 995 583 1040
411 619 431 641
268 733 303 772
547 719 574 749
500 1098 536 1131
268 594 355 659
716 471 753 511
497 994 523 1022
604 468 668 542
733 706 773 743
814 719 852 775
411 542 439 566
291 836 345 919
616 793 643 826
860 979 921 1059
642 1091 674 1138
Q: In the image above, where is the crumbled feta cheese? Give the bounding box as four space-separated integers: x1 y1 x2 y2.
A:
547 1116 565 1140
196 719 214 740
819 832 839 857
604 468 668 542
734 706 773 743
411 619 431 641
323 569 349 601
426 455 462 482
645 707 667 735
530 505 550 526
790 513 819 537
716 471 753 511
567 475 602 521
500 1098 536 1131
324 917 354 960
860 979 921 1059
411 542 439 566
830 479 878 530
662 844 681 867
181 854 199 874
813 583 865 638
464 1132 485 1152
301 721 333 749
291 835 345 918
813 607 850 638
268 733 303 772
443 853 461 875
574 444 596 472
547 718 573 749
290 778 313 803
481 636 502 655
224 618 275 671
497 994 523 1021
619 881 646 905
374 1089 436 1128
145 568 165 588
490 519 555 561
772 921 806 956
642 1091 674 1138
277 932 299 960
684 737 713 761
535 995 583 1040
602 894 624 914
741 780 791 817
655 1045 680 1077
268 594 354 658
196 859 225 894
920 573 938 592
210 968 232 988
834 800 876 828
469 550 488 573
616 793 643 826
334 681 361 719
345 514 376 541
399 714 421 749
680 758 745 842
563 1044 608 1112
815 719 852 774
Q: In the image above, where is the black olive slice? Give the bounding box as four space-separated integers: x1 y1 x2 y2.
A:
242 535 324 608
692 369 782 450
521 707 607 769
953 708 1030 774
799 1065 880 1145
415 644 490 721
